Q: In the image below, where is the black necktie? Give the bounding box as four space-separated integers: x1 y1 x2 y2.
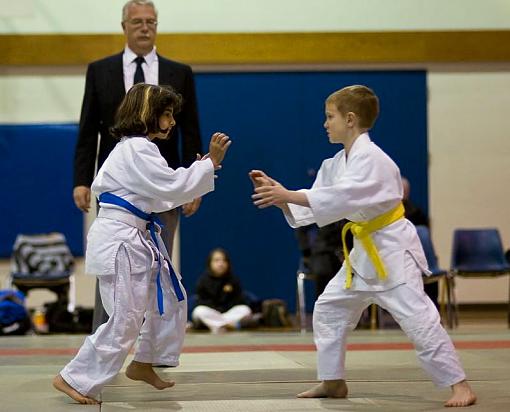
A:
133 56 145 84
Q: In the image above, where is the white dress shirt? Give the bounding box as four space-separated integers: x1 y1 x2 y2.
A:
123 46 159 92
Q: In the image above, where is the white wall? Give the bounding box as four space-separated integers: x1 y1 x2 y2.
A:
0 72 83 123
428 71 510 303
0 0 509 33
1 0 509 304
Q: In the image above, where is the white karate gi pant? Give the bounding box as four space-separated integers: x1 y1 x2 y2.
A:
313 253 466 387
192 304 252 332
60 246 187 398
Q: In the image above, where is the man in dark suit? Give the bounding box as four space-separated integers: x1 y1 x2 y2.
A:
73 0 202 331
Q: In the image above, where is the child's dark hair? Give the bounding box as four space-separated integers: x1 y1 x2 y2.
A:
206 248 232 274
110 83 182 138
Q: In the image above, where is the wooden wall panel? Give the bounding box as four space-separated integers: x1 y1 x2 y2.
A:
1 31 509 66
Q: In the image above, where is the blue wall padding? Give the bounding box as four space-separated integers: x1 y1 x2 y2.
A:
182 71 428 312
0 124 83 257
0 70 427 312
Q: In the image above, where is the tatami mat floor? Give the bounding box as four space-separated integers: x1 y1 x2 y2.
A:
1 325 509 411
1 259 509 410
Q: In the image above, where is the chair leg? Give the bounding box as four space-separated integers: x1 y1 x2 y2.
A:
439 277 447 324
443 276 453 329
67 274 76 312
295 276 300 329
507 275 510 328
370 304 377 330
446 276 454 328
447 275 459 328
296 273 307 333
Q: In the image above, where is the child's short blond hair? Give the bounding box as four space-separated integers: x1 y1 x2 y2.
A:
326 85 379 129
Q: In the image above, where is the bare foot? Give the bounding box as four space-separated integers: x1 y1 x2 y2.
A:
211 326 227 334
52 374 99 405
126 361 175 390
445 380 477 407
297 380 348 398
225 323 240 331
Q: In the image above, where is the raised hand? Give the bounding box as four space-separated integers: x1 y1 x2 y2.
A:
252 183 290 208
250 171 309 209
208 132 232 168
249 170 273 189
250 172 290 208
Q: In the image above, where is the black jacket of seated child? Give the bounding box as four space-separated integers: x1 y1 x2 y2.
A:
196 271 246 313
192 248 252 332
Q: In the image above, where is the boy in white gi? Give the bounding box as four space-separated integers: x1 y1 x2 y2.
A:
250 85 476 407
53 83 231 404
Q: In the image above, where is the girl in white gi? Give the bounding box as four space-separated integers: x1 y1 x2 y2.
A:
250 85 476 407
53 83 231 405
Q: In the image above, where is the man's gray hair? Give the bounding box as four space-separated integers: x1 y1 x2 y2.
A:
122 0 158 22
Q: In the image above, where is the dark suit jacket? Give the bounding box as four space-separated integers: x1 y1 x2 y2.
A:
74 52 202 187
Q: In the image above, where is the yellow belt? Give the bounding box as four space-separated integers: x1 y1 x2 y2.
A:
341 202 405 289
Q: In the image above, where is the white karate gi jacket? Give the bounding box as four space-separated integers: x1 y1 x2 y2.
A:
284 133 429 291
86 136 215 277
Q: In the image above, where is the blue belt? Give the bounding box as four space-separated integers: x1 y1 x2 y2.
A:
98 192 185 315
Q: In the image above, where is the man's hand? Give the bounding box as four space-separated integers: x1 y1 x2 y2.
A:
182 197 202 217
73 186 91 213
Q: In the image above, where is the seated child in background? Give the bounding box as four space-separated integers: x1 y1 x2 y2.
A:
192 248 252 333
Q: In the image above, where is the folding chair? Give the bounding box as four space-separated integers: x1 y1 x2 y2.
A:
415 225 455 328
450 228 510 327
9 233 76 312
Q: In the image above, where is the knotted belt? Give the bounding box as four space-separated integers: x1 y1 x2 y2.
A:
341 202 405 289
98 192 185 315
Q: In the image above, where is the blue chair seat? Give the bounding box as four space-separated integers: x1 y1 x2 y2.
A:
454 265 510 274
450 228 510 327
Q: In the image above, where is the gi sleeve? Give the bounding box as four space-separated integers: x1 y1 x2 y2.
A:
305 149 400 227
283 159 329 228
118 139 215 209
